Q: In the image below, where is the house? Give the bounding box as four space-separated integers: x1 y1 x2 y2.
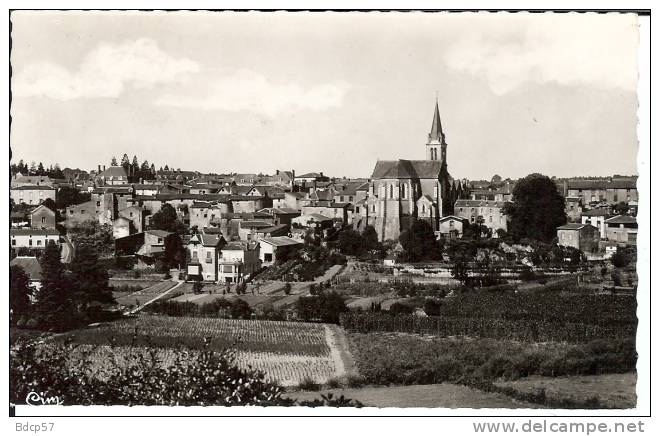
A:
283 192 307 211
258 236 302 265
118 206 146 233
187 231 227 282
65 199 113 227
11 175 54 188
29 204 57 229
257 207 301 225
10 256 43 293
383 254 397 267
292 213 333 231
557 223 599 253
605 215 638 246
565 197 583 223
294 172 330 185
10 185 57 206
114 230 175 265
437 215 468 239
230 195 268 213
218 241 261 283
454 199 510 236
301 203 351 224
96 165 129 186
565 177 638 206
10 228 60 249
581 208 610 238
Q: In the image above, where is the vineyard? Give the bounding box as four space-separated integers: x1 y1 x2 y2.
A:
59 315 343 386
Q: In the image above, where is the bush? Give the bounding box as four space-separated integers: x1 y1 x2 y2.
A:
283 282 292 295
423 298 442 316
388 302 414 315
296 292 348 324
9 339 361 406
298 376 321 391
192 281 204 294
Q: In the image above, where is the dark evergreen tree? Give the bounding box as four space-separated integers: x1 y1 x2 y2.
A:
120 154 130 172
10 265 31 323
503 173 567 242
398 219 441 262
362 225 380 251
111 156 118 166
37 162 45 176
70 244 115 309
150 203 186 234
35 241 75 331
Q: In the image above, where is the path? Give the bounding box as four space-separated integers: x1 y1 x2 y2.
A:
122 281 183 315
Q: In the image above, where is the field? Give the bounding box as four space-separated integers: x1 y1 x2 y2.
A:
59 315 348 386
288 383 539 408
494 373 637 409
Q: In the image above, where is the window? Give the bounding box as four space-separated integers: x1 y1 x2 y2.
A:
206 252 213 263
37 240 42 246
192 250 198 259
158 238 163 244
41 217 46 224
96 201 101 207
129 212 134 217
80 210 86 214
449 221 454 228
223 265 233 273
12 239 16 246
389 184 394 199
264 253 273 262
29 239 33 246
69 210 73 215
422 204 426 213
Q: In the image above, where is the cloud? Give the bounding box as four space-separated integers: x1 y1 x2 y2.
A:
443 13 639 95
13 38 199 99
156 69 349 117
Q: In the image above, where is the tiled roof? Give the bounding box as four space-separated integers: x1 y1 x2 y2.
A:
605 215 637 225
307 213 332 221
145 229 172 238
256 224 289 234
557 223 590 230
296 172 324 178
10 228 60 236
371 160 443 179
581 208 610 217
98 166 128 179
259 236 302 247
12 185 56 191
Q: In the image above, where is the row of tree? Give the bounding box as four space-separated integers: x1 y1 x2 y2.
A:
110 154 182 182
11 160 65 179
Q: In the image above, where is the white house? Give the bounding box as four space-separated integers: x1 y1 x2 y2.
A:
258 236 302 265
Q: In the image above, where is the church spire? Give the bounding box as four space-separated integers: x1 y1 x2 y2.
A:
428 99 446 145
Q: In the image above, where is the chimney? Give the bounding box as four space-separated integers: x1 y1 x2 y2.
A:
320 172 324 178
103 165 106 171
140 178 143 184
98 165 101 173
276 169 280 176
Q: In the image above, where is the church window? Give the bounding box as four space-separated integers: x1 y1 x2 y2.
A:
422 204 426 213
389 184 394 199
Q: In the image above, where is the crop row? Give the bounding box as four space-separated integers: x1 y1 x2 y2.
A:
339 313 636 343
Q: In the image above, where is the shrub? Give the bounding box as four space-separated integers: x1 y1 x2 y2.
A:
9 339 361 407
192 281 204 294
298 376 321 391
388 302 414 315
283 282 292 295
423 298 442 316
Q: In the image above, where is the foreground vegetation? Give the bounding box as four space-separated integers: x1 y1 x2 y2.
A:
10 338 359 406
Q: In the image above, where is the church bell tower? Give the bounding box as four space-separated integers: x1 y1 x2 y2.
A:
426 100 447 162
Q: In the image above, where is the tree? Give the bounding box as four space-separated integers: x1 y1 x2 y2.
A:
111 156 118 166
10 265 31 323
140 160 151 180
56 186 91 209
503 173 567 242
389 302 414 315
423 298 442 316
150 204 186 234
362 225 380 252
68 221 114 257
338 229 365 255
37 162 45 176
163 234 186 269
491 174 502 184
70 244 114 309
120 154 130 169
398 219 441 262
612 201 630 215
35 241 76 331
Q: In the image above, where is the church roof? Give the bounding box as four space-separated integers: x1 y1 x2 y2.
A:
371 160 442 179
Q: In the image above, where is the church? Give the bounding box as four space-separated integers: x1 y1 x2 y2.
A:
355 101 466 241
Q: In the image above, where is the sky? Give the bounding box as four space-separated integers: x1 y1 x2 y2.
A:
10 11 640 180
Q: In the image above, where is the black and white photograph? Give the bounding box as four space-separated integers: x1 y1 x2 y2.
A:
4 3 654 433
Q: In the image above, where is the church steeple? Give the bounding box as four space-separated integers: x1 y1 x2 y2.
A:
426 99 447 161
